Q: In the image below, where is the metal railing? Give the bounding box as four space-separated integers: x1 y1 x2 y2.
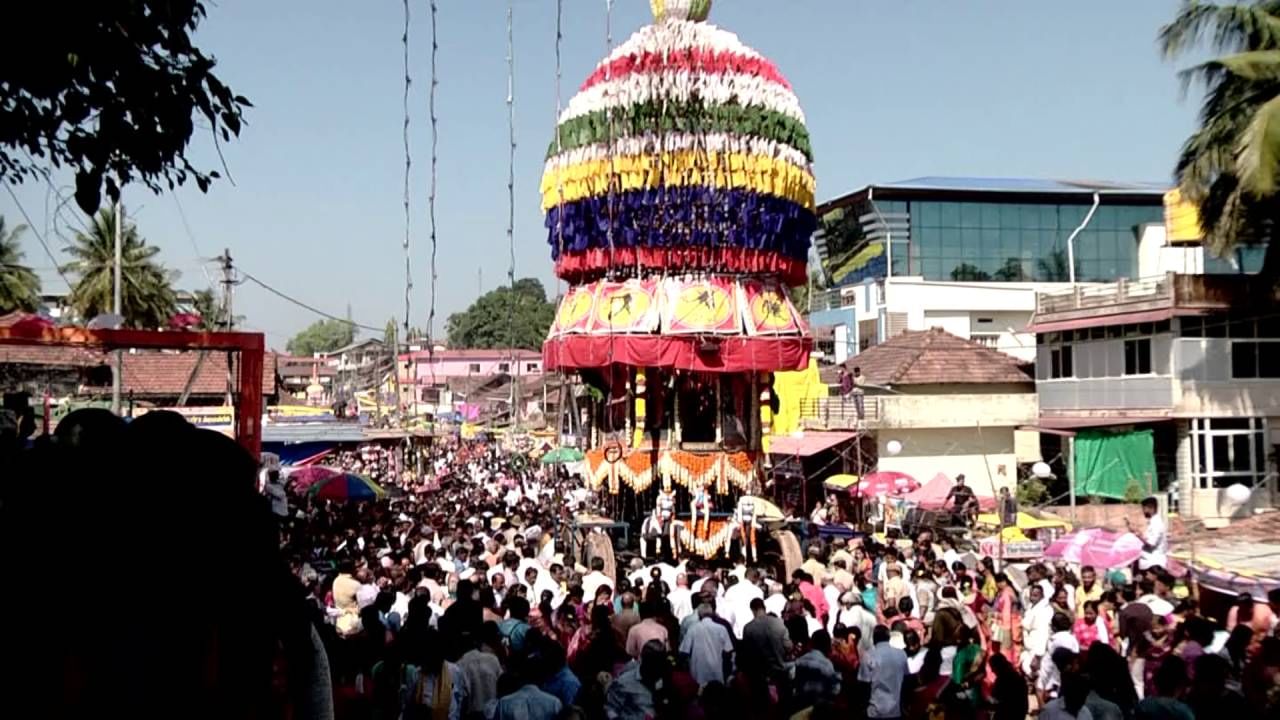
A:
798 395 880 429
1035 276 1171 315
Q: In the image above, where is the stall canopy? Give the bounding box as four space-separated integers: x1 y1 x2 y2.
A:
903 472 996 510
768 431 857 458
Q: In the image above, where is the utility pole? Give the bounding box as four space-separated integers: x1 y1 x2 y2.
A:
219 249 235 329
220 249 235 407
111 200 124 415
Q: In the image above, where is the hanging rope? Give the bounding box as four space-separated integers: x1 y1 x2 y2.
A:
506 1 518 428
427 0 442 343
401 0 413 339
427 0 440 389
604 0 617 275
553 0 567 407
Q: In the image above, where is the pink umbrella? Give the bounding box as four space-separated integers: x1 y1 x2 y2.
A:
854 470 920 498
287 465 342 492
1044 528 1144 569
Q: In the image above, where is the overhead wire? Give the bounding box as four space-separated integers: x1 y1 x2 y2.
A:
239 270 382 333
3 182 74 290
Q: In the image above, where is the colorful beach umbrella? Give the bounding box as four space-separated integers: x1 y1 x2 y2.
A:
1044 528 1144 569
308 473 387 502
286 465 342 492
854 471 919 498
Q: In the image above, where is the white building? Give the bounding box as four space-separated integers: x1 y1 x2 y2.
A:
809 178 1259 364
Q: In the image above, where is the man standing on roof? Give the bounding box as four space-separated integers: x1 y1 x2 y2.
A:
851 366 866 420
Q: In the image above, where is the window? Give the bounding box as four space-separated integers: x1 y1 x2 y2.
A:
468 363 481 373
525 362 539 372
1190 417 1270 489
1049 343 1074 379
1231 341 1280 378
1124 338 1152 375
498 362 510 373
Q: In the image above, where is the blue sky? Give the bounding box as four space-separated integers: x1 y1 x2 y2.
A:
2 0 1201 349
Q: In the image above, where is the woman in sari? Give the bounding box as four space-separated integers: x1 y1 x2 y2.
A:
989 572 1020 666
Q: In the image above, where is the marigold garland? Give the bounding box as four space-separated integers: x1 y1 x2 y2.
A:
584 448 758 494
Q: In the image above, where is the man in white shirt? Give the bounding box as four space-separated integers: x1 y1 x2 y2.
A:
1039 613 1079 699
667 573 695 621
1128 497 1169 570
723 569 763 639
581 556 612 601
1021 585 1054 677
679 603 735 688
862 626 908 719
830 592 877 655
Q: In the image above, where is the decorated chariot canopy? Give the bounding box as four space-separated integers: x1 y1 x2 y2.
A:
540 0 816 287
541 0 816 373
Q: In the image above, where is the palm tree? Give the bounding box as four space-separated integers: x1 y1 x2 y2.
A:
61 206 178 328
0 216 42 313
1160 1 1280 280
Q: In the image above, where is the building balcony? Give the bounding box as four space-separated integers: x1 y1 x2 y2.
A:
1033 272 1268 327
800 393 1037 431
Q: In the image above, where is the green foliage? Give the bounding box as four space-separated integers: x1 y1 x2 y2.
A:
286 319 356 357
61 206 177 329
1160 1 1280 278
190 288 239 330
0 216 42 313
445 277 555 350
384 318 398 349
1016 476 1049 506
1123 478 1147 504
0 2 249 213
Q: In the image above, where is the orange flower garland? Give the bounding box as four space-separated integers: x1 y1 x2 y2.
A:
584 447 758 494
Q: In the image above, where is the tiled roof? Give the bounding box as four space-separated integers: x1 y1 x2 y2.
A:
2 345 277 397
843 328 1032 386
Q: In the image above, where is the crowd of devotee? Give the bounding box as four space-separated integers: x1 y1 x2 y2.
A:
3 410 1280 719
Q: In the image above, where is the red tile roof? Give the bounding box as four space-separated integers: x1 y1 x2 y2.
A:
844 328 1032 386
1 345 277 398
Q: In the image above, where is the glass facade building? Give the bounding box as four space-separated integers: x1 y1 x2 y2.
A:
818 182 1264 287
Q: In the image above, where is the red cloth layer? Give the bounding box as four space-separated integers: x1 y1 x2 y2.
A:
580 48 792 92
543 334 810 373
555 248 807 287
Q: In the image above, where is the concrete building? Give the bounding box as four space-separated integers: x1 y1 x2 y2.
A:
803 327 1039 496
1030 274 1279 523
809 178 1259 364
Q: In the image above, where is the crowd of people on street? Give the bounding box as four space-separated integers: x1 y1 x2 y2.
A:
4 408 1280 719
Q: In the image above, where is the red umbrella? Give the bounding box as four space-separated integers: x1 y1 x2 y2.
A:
854 470 920 498
287 465 342 492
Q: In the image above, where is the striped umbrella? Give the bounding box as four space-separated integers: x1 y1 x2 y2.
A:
308 473 387 502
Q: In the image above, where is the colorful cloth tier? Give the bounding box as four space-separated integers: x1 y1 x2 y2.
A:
543 275 810 372
540 1 816 285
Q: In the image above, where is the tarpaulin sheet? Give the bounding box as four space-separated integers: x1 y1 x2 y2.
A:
1073 428 1156 499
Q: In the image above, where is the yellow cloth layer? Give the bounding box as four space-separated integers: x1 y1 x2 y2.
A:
540 150 816 210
